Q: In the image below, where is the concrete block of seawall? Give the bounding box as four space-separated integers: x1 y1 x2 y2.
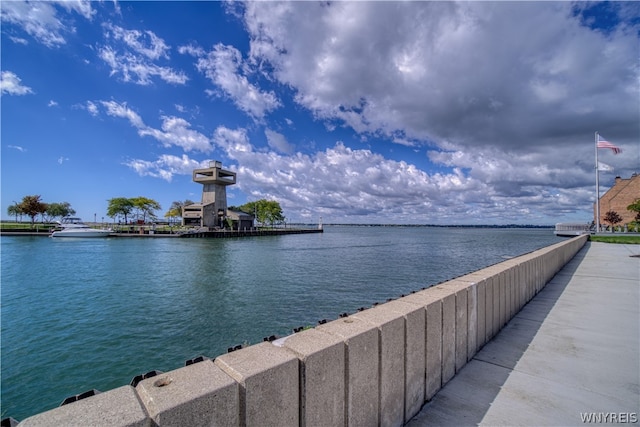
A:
499 270 507 329
18 386 149 427
353 305 405 427
515 262 524 313
503 267 512 321
507 266 516 320
427 289 452 385
399 287 443 309
479 266 506 335
214 342 299 427
424 297 443 400
464 268 494 283
470 267 503 340
518 260 529 309
513 263 524 316
275 328 346 427
493 271 502 329
527 258 535 302
398 289 443 401
485 275 495 340
476 278 487 348
378 299 426 422
493 273 502 334
527 257 535 293
467 284 478 361
508 266 515 319
135 360 239 427
515 262 524 312
454 287 468 373
533 257 541 297
317 316 379 427
417 286 456 392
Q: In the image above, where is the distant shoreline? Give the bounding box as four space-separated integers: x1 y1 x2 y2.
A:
292 223 555 229
0 223 555 237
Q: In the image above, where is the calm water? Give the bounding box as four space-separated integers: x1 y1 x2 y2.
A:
1 226 561 420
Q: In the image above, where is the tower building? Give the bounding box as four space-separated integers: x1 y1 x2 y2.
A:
182 161 236 228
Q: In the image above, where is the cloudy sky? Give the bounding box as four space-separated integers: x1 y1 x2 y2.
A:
2 1 638 225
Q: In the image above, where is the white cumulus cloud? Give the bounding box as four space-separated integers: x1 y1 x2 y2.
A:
0 71 34 95
96 100 213 153
98 24 187 85
192 43 281 120
0 0 94 47
124 154 209 182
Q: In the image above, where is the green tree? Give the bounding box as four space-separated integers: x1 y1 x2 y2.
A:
131 196 161 223
45 202 76 222
603 210 623 229
106 197 134 223
7 203 22 222
239 199 285 227
627 199 640 222
19 195 48 226
164 200 194 224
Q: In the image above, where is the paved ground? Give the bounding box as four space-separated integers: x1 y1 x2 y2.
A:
407 242 640 426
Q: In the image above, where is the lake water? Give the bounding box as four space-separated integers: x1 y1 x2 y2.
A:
1 226 561 420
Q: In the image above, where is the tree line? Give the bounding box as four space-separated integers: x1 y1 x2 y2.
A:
7 196 75 225
164 199 285 226
7 195 286 227
106 197 162 224
230 200 285 226
9 193 634 229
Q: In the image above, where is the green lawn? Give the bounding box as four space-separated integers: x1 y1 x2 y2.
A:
589 235 640 244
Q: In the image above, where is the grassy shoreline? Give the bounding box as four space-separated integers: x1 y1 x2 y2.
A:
589 235 640 244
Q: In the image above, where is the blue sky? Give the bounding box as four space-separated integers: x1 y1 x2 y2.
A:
2 1 639 225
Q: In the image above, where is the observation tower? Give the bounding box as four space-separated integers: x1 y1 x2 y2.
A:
182 161 236 228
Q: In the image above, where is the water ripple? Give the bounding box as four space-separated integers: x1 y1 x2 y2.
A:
1 227 560 420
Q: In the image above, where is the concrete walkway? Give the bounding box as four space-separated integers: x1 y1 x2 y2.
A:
407 242 640 426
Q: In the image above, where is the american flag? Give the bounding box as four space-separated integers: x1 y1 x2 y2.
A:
597 134 622 154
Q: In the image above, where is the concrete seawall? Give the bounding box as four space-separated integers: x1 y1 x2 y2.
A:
16 235 588 427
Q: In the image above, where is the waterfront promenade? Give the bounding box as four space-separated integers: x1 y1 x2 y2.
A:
7 235 633 426
407 241 640 426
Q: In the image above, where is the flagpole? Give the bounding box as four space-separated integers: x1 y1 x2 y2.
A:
595 131 600 233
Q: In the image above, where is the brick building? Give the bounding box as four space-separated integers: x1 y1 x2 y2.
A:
595 173 640 225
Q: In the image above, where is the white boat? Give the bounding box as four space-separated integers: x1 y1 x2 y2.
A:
50 217 112 238
554 222 592 237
